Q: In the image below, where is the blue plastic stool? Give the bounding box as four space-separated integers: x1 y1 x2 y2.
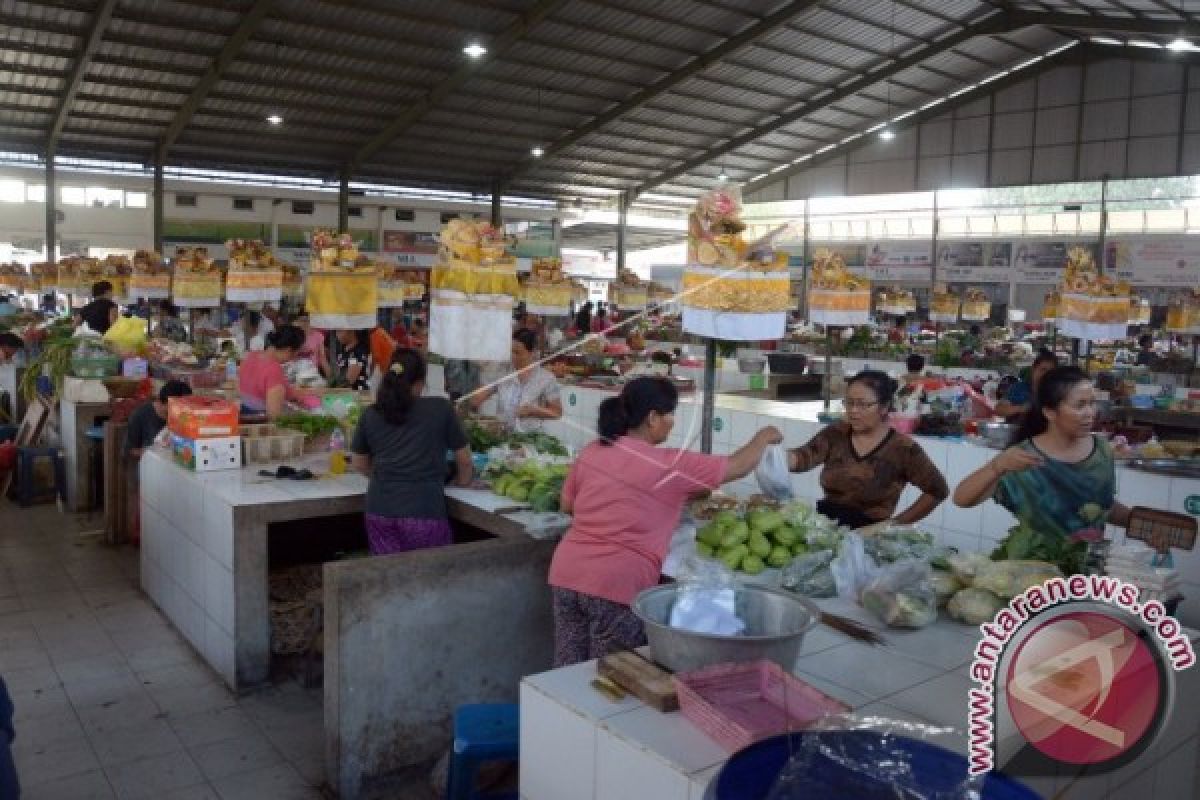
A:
0 425 16 442
447 704 519 800
15 447 66 507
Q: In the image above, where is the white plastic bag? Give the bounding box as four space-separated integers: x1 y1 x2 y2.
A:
830 533 880 602
755 444 793 501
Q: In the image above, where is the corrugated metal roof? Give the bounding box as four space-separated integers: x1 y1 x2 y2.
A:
0 0 1168 202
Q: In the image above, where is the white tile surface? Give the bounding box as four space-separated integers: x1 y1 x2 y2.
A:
598 706 728 777
881 622 980 671
1117 469 1172 511
204 558 235 636
523 661 643 723
520 682 600 800
204 619 236 687
796 641 945 702
596 724 691 800
884 671 974 730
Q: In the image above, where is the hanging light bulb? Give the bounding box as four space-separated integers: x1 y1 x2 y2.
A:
463 42 487 58
717 168 728 182
1167 36 1192 51
879 128 896 141
530 146 544 157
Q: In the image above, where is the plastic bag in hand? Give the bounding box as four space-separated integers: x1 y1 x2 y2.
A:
755 444 793 501
830 533 880 602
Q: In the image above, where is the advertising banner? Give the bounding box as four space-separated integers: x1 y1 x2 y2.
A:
1104 238 1200 286
1013 241 1098 283
935 242 1013 283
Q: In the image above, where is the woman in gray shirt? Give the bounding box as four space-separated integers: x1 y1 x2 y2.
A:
351 348 473 555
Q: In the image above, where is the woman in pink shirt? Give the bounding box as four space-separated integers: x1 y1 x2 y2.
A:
238 324 304 419
293 310 329 378
547 377 782 666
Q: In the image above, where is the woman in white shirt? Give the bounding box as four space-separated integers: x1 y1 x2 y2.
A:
467 329 562 432
235 310 267 354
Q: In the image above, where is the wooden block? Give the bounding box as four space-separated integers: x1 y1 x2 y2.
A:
598 651 679 712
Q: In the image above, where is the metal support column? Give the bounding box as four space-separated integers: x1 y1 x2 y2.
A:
490 181 502 227
44 156 57 265
616 191 629 275
153 161 164 253
931 192 940 349
701 338 716 454
337 169 350 232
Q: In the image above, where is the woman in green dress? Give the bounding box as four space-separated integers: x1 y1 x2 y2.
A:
953 366 1130 571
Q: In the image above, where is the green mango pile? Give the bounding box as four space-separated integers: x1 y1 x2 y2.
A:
489 461 570 512
695 508 809 575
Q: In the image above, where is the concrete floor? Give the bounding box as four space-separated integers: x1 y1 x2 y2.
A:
0 503 437 800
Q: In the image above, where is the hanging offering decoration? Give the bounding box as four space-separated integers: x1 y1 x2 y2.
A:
1041 289 1060 323
610 268 649 312
930 284 960 323
377 263 409 308
306 230 378 329
876 286 916 316
648 280 676 308
808 248 870 327
282 262 304 303
1058 246 1131 341
0 263 31 293
129 250 171 300
30 262 54 293
225 239 284 304
681 186 790 340
428 218 519 361
1166 289 1200 334
960 287 992 322
522 257 572 315
171 247 223 308
1128 294 1151 326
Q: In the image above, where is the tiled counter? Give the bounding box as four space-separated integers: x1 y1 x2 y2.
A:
542 386 1200 629
520 598 1200 800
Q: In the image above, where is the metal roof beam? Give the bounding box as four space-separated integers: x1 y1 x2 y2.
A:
499 0 823 186
633 10 1010 198
1010 10 1197 36
157 0 276 164
46 0 116 156
349 0 567 171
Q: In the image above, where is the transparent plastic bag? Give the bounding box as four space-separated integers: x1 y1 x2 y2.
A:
972 560 1061 599
830 533 880 602
781 549 837 598
762 714 998 800
668 555 746 636
859 560 938 629
755 444 793 501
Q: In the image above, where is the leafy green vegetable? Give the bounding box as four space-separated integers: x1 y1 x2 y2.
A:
991 521 1087 576
275 413 340 438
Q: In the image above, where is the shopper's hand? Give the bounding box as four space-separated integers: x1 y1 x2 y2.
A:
757 425 784 446
991 447 1042 476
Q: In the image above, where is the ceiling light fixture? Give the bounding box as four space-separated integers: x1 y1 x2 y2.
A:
879 128 896 141
1090 36 1123 45
1168 37 1192 50
1129 40 1163 48
880 1 897 144
266 114 283 125
717 167 728 182
530 146 544 157
463 42 487 58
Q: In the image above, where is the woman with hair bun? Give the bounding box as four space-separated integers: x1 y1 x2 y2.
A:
547 376 782 666
786 369 948 529
953 366 1130 549
237 324 305 419
350 348 473 555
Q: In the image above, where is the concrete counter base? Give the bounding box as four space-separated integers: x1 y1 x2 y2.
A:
324 534 556 799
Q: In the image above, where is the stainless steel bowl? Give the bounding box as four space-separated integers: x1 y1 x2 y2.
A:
632 584 820 673
979 421 1016 449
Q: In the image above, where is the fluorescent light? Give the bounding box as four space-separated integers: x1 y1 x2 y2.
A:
815 143 836 154
1129 40 1163 49
1013 56 1043 71
1168 37 1192 51
1090 36 1123 45
892 109 916 122
791 154 812 164
866 123 886 134
717 170 728 182
979 71 1008 85
879 128 896 141
1045 41 1078 57
265 114 283 125
840 133 862 144
530 146 544 157
769 164 788 173
463 42 487 58
948 85 976 99
920 97 946 110
752 173 768 181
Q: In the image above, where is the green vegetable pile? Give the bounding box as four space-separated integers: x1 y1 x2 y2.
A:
488 461 570 512
466 421 505 452
991 520 1087 576
695 508 811 575
465 422 568 457
274 413 341 438
506 431 568 456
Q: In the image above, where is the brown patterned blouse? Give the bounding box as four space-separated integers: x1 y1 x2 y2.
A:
788 422 949 524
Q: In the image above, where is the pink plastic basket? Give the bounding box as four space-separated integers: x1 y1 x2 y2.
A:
674 660 850 752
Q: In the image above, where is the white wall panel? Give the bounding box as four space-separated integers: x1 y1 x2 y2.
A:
951 153 988 186
1086 59 1131 101
847 160 915 195
1132 62 1184 96
994 79 1036 112
1079 140 1128 179
1082 99 1129 141
1185 92 1200 132
1031 144 1076 184
1035 106 1079 146
989 149 1032 185
956 97 991 118
1127 135 1179 176
919 120 953 156
784 162 847 199
953 116 990 153
1181 133 1200 173
1131 95 1182 138
917 156 951 189
992 112 1034 148
1037 66 1082 107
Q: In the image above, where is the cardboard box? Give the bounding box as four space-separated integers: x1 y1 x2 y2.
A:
170 433 241 471
168 395 239 439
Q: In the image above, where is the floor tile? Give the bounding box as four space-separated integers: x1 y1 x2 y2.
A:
16 767 115 799
87 717 185 767
168 707 262 750
10 708 89 760
103 751 205 800
14 734 102 789
123 641 196 674
209 763 322 800
189 733 284 781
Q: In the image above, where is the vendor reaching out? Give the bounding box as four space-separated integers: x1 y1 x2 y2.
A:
787 370 948 529
547 376 783 666
953 366 1130 562
465 329 562 432
238 324 304 419
351 348 473 555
